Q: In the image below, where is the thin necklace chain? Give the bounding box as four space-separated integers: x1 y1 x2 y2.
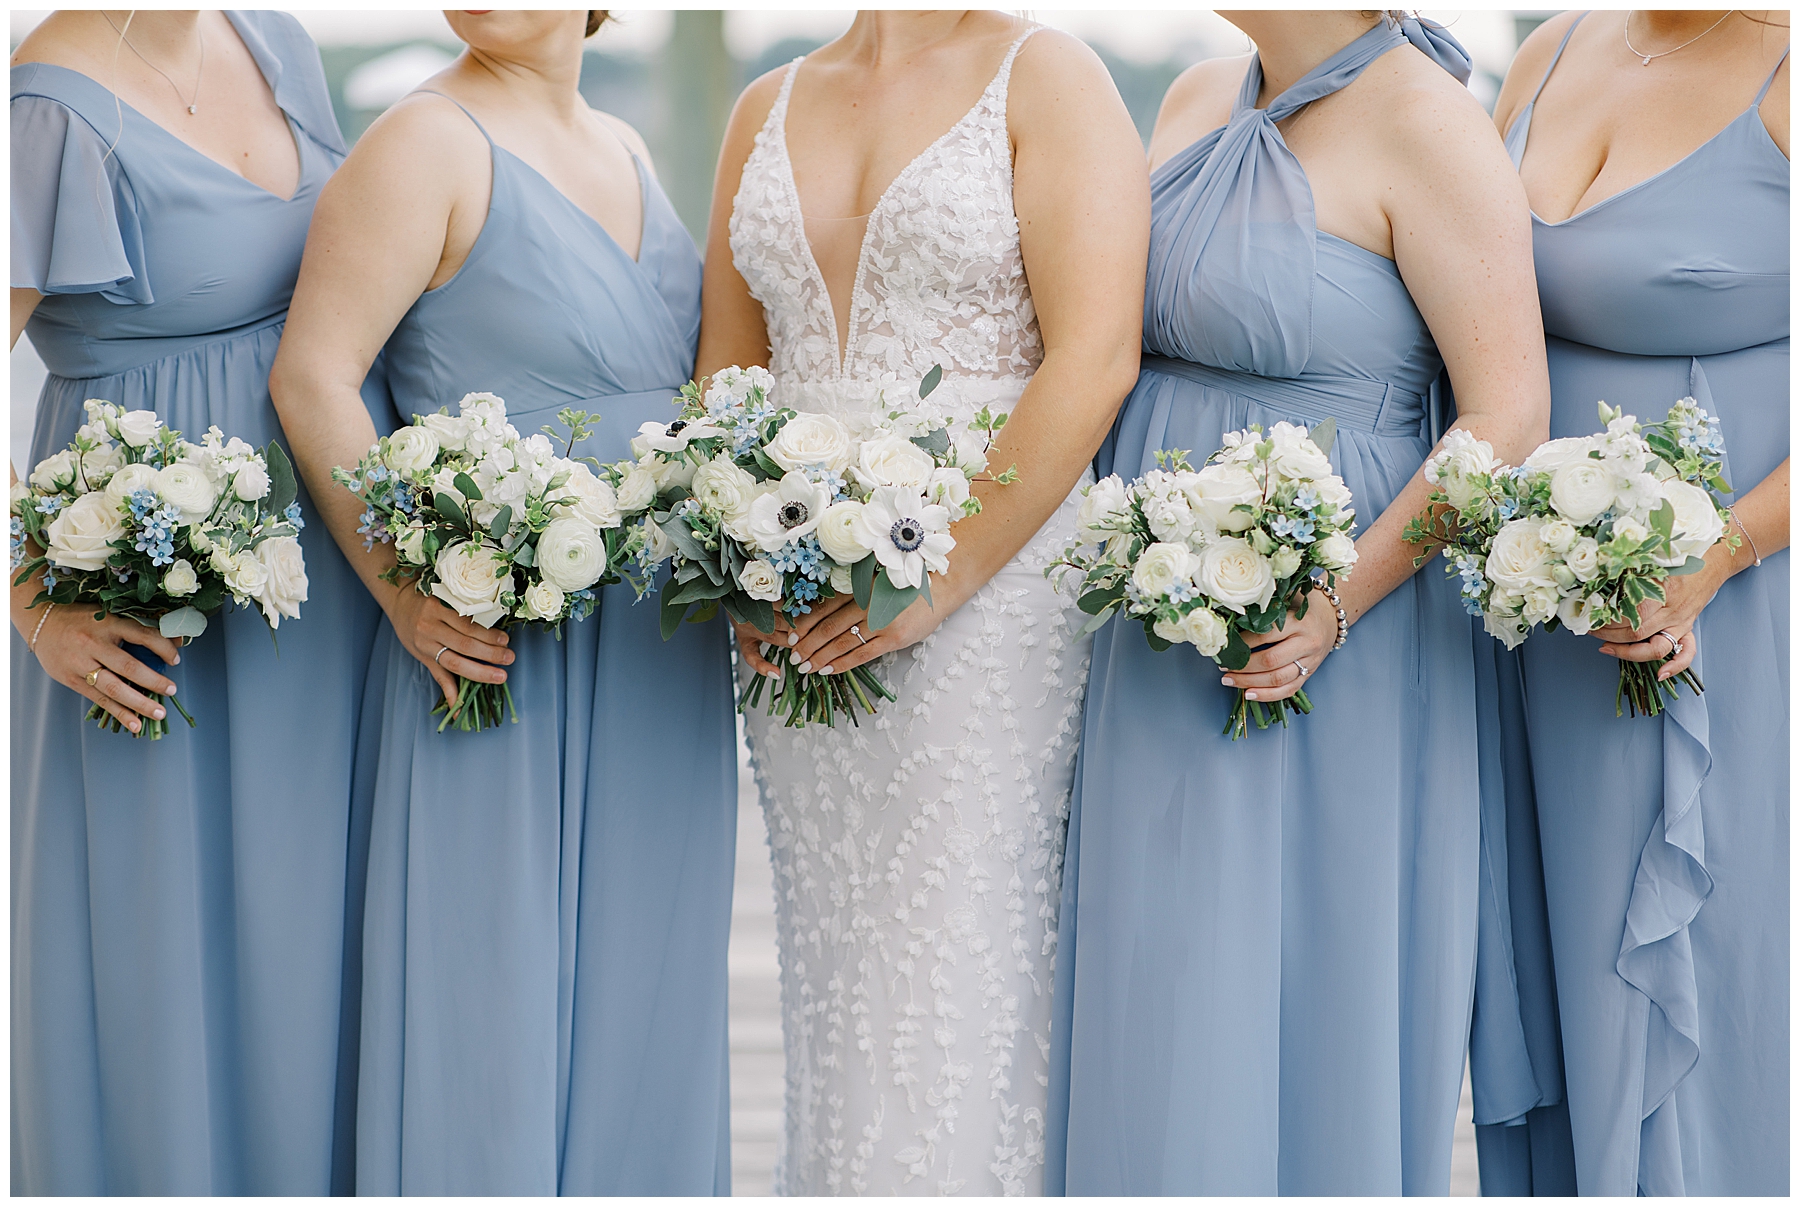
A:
101 10 205 115
1624 10 1737 66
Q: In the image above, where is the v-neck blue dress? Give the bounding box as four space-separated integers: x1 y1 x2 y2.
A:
351 96 736 1196
1470 16 1789 1196
1046 20 1481 1196
10 13 392 1195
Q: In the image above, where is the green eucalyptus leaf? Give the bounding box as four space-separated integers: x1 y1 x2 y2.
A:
659 589 691 641
918 364 943 399
264 441 299 514
434 492 468 530
1308 416 1337 458
1649 499 1675 539
488 504 513 542
159 605 208 639
453 472 483 502
867 574 919 632
743 595 775 635
910 428 951 458
1668 555 1709 577
852 554 877 611
1220 627 1252 671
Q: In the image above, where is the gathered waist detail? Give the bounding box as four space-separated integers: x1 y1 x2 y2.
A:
35 312 289 385
1140 356 1426 437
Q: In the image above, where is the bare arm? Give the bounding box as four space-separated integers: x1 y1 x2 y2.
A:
268 94 513 705
694 69 785 379
784 31 1150 677
12 287 42 349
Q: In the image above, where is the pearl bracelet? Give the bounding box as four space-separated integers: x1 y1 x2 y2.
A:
1314 580 1348 650
29 602 55 652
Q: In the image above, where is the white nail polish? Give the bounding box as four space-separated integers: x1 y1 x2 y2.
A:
819 666 833 675
1246 691 1258 701
788 632 799 646
798 661 812 674
1221 678 1234 687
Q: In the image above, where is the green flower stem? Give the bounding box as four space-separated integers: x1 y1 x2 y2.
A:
85 690 196 740
739 644 897 727
1222 685 1314 741
1615 658 1704 719
433 675 519 732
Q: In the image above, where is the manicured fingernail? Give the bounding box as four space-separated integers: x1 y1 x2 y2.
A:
153 707 165 719
1221 677 1235 687
165 684 177 696
129 720 140 732
819 665 833 675
798 661 812 673
788 632 799 646
766 669 781 681
171 654 180 664
1246 691 1258 700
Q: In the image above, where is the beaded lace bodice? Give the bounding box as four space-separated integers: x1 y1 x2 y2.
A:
728 32 1043 422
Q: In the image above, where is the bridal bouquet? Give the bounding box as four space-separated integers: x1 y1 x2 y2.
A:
11 399 308 738
622 364 1008 727
1404 398 1737 717
334 392 639 732
1051 420 1359 739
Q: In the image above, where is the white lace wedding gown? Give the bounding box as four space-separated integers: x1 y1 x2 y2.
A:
729 30 1092 1197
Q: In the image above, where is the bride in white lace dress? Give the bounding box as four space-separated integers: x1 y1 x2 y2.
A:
698 12 1147 1196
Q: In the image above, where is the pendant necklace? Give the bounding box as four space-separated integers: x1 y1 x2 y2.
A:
101 11 205 114
1623 10 1736 67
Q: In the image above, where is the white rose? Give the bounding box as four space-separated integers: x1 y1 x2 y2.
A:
155 462 221 525
80 443 124 485
1195 536 1277 613
1564 536 1601 582
615 464 659 513
222 551 270 601
1313 530 1359 572
1549 462 1618 526
554 463 623 528
1076 475 1129 541
29 449 79 492
1522 436 1600 474
1131 541 1197 599
691 459 756 522
828 562 855 595
429 540 510 628
924 467 971 512
102 462 160 508
1539 517 1578 554
1612 516 1650 545
188 525 214 555
1144 495 1195 544
254 535 308 627
1657 479 1725 564
766 412 854 473
418 412 470 453
535 517 609 591
386 425 441 476
1483 606 1531 650
855 433 936 489
1521 584 1561 626
396 524 428 564
1186 463 1262 534
1152 615 1187 645
521 580 566 621
43 492 125 571
161 558 199 597
1485 519 1558 593
1269 544 1302 579
815 499 876 564
1180 606 1230 657
233 461 271 502
737 558 785 602
951 426 990 474
1267 421 1334 481
1556 592 1601 636
114 408 162 448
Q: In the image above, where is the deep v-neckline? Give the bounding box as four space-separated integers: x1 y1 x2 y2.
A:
773 37 1026 374
18 13 307 203
497 144 649 266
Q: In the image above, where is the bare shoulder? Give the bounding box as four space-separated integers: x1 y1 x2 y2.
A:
11 12 98 74
726 65 789 140
1009 25 1112 91
1007 27 1130 133
1148 54 1250 170
1493 10 1585 135
332 89 489 199
1366 47 1512 176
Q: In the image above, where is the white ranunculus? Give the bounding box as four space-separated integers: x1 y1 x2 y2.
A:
1429 428 1499 510
114 408 162 448
386 425 441 475
1538 517 1578 554
254 535 308 627
521 579 566 621
395 524 428 564
815 499 875 564
1485 519 1558 592
222 551 270 602
1521 584 1560 626
1522 435 1600 474
861 486 954 590
766 411 854 473
1564 536 1600 582
1076 475 1129 541
614 464 659 513
536 517 609 591
737 558 785 602
162 558 199 597
551 463 623 529
855 433 936 490
1612 516 1650 546
1483 605 1531 650
1556 592 1601 635
1195 536 1277 614
1131 541 1197 599
828 562 854 595
745 471 831 552
1548 462 1618 525
1313 530 1359 572
1152 615 1186 645
102 463 160 508
1180 606 1230 657
154 463 220 525
1658 479 1725 564
429 540 510 627
1144 494 1195 544
43 492 125 571
418 412 471 453
691 458 756 523
233 461 271 502
29 449 79 492
1186 462 1262 534
1267 421 1334 482
1269 544 1303 580
924 466 972 513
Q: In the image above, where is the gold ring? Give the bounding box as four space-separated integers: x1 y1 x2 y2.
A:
85 667 102 687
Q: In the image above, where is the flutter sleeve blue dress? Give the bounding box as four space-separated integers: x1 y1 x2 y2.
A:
9 12 393 1195
349 97 737 1196
1469 16 1788 1196
1045 19 1483 1196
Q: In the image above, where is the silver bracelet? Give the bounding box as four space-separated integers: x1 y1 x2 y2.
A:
1314 579 1349 650
1735 513 1762 568
28 602 55 652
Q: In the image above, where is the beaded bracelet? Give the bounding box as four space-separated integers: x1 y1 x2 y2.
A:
1736 513 1763 567
1314 580 1349 650
28 602 55 652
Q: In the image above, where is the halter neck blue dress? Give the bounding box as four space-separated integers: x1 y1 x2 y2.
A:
350 96 735 1196
1046 20 1481 1195
10 14 391 1194
1470 16 1789 1196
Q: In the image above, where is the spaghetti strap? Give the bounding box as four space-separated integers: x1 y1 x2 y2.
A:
1755 47 1789 104
1530 12 1588 104
415 89 493 144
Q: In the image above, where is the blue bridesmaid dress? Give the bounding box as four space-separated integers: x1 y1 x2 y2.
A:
10 13 392 1195
1470 17 1788 1195
352 97 736 1195
1046 20 1481 1196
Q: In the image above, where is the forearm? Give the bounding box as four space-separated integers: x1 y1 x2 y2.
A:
1721 456 1789 575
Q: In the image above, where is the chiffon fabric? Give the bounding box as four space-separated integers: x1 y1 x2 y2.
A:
10 13 392 1194
1471 16 1789 1195
1046 19 1484 1196
351 96 736 1195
